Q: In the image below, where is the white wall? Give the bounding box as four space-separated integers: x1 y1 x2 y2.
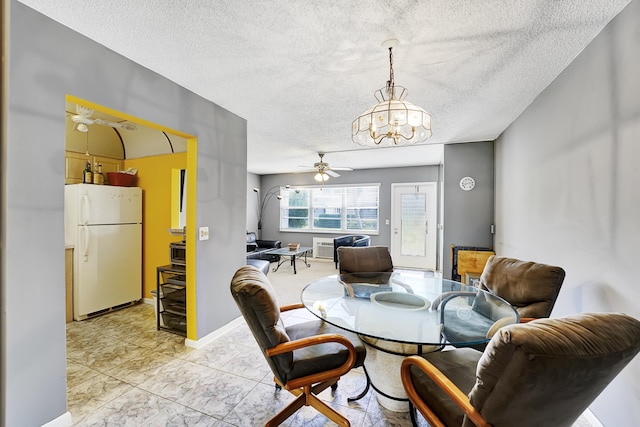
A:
2 2 247 425
495 1 640 425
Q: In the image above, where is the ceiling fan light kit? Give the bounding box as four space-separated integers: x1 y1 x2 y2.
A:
352 40 432 147
314 172 330 182
300 152 352 182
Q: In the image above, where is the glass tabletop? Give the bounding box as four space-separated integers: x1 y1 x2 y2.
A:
264 246 312 256
301 271 519 346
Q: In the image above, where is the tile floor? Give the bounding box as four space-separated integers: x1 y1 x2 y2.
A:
66 291 418 425
66 258 595 426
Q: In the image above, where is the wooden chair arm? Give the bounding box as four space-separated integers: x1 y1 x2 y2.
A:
519 317 537 323
280 303 304 312
266 333 357 390
401 355 491 427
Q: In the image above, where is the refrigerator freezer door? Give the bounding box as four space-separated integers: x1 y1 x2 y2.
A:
74 223 142 319
67 184 142 225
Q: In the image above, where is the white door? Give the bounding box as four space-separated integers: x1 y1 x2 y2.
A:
391 183 437 270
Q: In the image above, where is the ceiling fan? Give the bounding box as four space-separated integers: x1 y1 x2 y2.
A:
299 152 353 182
69 105 137 132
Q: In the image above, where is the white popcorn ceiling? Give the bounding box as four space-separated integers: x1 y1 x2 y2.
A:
19 0 631 174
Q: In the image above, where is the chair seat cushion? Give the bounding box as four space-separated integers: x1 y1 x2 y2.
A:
410 348 482 427
284 319 366 383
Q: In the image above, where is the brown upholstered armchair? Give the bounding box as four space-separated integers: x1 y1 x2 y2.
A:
437 255 565 350
337 245 393 274
230 265 367 426
477 255 565 322
401 313 640 427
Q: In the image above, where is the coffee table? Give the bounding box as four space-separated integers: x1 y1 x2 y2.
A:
264 246 312 274
301 271 519 411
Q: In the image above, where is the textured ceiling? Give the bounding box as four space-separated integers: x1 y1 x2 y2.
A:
20 0 630 175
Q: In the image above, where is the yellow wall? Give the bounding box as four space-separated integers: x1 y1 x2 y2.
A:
125 153 187 299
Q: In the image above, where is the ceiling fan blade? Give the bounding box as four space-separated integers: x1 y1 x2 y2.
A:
330 166 353 171
326 170 340 177
93 118 137 131
75 105 94 117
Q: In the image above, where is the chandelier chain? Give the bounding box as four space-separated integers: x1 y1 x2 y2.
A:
387 47 395 96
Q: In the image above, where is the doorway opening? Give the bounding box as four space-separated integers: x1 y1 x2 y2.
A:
63 95 197 403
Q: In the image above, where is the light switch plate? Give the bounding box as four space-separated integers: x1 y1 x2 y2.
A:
199 226 209 240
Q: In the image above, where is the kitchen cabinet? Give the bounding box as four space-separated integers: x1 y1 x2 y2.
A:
65 151 123 184
156 265 186 336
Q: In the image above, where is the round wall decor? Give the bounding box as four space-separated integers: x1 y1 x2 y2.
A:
459 176 475 191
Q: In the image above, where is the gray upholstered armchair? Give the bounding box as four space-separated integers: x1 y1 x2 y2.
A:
230 265 367 426
333 234 371 268
401 313 640 427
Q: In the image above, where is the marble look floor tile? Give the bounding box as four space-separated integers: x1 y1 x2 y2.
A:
316 370 372 411
67 372 133 422
217 344 272 381
185 339 256 370
137 358 214 401
71 387 219 427
72 339 146 372
175 369 260 419
103 347 176 386
221 381 297 426
218 323 260 349
66 360 100 390
284 400 367 427
364 394 418 427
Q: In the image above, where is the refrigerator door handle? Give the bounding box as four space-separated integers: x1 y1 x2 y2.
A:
82 225 89 260
81 194 90 225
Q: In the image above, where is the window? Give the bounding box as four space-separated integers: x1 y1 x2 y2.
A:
280 185 379 233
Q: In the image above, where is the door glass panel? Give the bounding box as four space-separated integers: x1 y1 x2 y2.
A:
401 193 426 257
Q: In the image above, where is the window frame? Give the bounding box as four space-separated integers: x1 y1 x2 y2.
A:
279 183 380 235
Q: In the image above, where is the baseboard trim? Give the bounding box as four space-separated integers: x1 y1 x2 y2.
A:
184 316 245 349
41 411 72 427
143 299 244 349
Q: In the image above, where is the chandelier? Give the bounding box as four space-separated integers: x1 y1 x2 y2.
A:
352 41 432 147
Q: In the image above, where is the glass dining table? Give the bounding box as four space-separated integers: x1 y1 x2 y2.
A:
301 270 519 411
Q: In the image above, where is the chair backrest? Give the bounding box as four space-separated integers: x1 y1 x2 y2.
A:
230 265 292 384
338 245 393 274
467 313 640 427
478 255 565 318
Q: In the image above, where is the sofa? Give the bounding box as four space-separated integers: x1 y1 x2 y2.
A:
247 258 270 275
333 234 371 268
246 231 281 263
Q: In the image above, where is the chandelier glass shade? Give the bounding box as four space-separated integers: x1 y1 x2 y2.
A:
352 46 432 146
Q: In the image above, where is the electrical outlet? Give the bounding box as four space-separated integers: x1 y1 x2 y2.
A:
199 227 209 241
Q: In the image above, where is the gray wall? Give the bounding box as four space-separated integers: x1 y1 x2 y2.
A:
2 2 247 425
495 1 640 425
442 142 495 279
255 165 441 250
251 156 494 277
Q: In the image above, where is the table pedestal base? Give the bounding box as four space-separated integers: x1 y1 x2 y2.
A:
361 337 442 412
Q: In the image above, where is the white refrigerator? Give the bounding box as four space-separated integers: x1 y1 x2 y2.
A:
65 184 142 320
